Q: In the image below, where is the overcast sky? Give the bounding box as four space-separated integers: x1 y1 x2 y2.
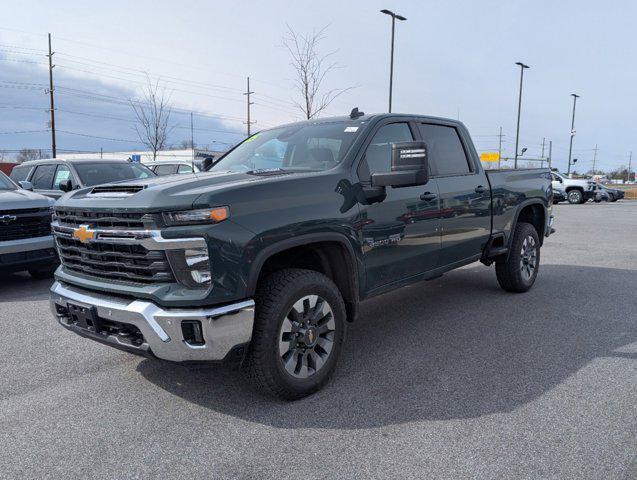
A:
1 0 635 172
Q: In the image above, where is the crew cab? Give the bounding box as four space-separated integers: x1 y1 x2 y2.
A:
0 171 58 278
10 158 155 200
49 112 554 400
550 171 595 204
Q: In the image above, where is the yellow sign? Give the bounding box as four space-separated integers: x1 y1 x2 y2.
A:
72 225 96 244
480 152 500 163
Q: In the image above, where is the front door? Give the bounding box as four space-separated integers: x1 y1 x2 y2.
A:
357 121 441 292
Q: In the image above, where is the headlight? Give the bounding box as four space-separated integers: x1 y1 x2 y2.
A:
163 206 229 226
166 247 212 289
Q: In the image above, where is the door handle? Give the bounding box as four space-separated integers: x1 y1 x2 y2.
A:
420 192 437 201
475 185 487 194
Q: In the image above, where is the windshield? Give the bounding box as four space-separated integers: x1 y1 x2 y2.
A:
73 162 154 187
0 171 16 190
212 122 361 173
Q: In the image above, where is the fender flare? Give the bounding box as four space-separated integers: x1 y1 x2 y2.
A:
509 198 548 249
245 232 360 297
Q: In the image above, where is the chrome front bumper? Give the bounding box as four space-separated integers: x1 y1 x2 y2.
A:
50 281 255 362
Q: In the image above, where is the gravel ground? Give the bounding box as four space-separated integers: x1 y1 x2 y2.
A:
0 201 635 479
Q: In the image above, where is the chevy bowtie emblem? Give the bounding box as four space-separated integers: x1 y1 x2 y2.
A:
0 215 17 224
72 225 96 243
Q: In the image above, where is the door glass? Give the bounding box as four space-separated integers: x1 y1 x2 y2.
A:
53 165 73 189
154 164 176 175
418 124 471 176
358 123 413 181
177 164 193 174
31 164 56 189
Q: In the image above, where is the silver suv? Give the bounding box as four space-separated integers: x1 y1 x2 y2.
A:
0 171 58 278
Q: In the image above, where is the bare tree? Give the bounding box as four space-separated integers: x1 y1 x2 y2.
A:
16 148 42 163
282 25 354 119
131 77 174 161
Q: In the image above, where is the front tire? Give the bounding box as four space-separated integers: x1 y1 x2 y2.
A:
567 189 583 204
495 222 540 293
245 268 346 400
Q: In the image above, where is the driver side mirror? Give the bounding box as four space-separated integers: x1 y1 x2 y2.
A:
18 180 33 191
59 179 74 192
371 141 429 188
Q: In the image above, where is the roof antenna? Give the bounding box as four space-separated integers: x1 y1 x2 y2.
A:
350 107 365 119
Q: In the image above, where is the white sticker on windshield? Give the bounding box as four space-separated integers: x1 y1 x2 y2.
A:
344 126 359 132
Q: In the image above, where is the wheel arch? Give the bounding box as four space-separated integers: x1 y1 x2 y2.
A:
510 199 547 248
246 233 361 322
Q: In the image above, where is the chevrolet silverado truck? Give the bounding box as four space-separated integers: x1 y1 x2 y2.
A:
0 171 58 278
49 112 554 400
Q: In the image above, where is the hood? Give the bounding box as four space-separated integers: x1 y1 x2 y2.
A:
55 169 300 211
0 188 54 211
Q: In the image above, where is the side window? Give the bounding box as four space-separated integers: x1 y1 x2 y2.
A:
154 164 176 175
30 164 57 189
53 165 73 189
358 123 413 182
9 165 30 182
177 164 193 174
418 124 471 176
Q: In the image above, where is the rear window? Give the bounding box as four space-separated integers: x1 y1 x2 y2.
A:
154 164 176 175
73 162 154 186
418 124 472 176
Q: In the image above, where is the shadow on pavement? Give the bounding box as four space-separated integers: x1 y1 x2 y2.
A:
0 272 54 303
133 263 634 428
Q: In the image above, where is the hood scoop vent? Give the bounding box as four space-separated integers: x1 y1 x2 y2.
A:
90 184 146 197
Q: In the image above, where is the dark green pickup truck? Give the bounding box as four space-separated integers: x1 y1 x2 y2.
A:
50 112 554 400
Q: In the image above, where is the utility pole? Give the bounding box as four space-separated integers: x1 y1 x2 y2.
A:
47 33 56 158
514 62 530 168
100 147 103 159
243 77 255 136
566 93 580 176
498 126 503 169
190 112 195 171
541 137 546 158
548 140 553 169
628 151 633 184
592 144 598 173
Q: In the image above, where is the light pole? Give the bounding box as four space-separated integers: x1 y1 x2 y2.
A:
566 93 580 176
381 9 407 113
514 61 530 168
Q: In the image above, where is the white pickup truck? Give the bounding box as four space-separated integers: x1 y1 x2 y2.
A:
551 172 596 204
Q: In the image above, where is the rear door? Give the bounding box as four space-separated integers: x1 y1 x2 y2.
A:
356 120 441 291
417 122 491 267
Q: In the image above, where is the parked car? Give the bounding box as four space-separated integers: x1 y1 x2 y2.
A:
143 160 200 176
10 158 155 200
597 183 625 202
551 172 596 204
552 184 567 204
49 112 554 400
0 171 58 278
593 184 610 202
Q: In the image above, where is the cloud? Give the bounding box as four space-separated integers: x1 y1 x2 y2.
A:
0 53 244 157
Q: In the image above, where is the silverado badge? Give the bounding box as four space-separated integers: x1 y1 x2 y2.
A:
72 225 96 244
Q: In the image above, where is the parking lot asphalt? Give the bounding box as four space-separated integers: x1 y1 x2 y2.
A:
1 201 635 480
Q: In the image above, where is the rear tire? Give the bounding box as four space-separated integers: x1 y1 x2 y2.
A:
495 222 540 293
567 189 583 204
244 268 346 401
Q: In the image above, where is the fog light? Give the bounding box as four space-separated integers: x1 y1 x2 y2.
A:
182 320 205 346
166 247 211 289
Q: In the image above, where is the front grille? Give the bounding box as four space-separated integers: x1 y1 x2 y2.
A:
53 208 174 284
0 207 52 241
53 209 149 229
